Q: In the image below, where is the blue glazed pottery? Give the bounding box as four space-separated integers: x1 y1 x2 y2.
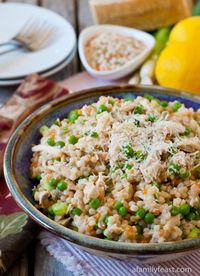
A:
4 85 200 264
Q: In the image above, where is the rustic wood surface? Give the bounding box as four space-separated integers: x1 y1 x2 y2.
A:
1 0 92 275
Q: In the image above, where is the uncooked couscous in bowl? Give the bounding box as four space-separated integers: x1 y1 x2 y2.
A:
84 32 145 72
78 25 155 80
30 93 200 243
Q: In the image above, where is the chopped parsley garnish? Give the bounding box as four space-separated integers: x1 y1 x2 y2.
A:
134 105 143 114
169 163 180 175
147 115 157 122
181 127 191 136
121 145 134 158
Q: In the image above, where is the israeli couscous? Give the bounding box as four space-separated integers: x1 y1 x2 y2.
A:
30 95 200 243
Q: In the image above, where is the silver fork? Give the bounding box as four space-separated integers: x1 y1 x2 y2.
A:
0 19 55 55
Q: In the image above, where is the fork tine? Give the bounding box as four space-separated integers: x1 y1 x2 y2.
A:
38 28 55 48
15 17 33 36
15 18 55 51
18 18 47 38
30 26 56 50
18 17 36 36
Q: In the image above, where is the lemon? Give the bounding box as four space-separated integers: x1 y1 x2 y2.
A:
155 17 200 95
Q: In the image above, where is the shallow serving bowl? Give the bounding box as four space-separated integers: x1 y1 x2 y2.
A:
78 25 155 80
4 85 200 264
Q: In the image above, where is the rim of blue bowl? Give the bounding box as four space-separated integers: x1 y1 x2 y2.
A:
4 84 200 255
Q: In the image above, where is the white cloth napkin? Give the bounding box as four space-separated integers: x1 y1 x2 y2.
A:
39 231 199 276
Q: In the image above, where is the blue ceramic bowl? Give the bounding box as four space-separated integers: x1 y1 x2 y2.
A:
4 85 200 264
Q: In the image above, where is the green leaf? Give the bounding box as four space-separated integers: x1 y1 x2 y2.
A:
192 1 200 16
0 212 28 239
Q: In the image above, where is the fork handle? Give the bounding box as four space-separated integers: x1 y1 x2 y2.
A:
0 45 23 56
0 41 21 47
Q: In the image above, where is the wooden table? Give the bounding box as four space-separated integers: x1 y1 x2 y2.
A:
0 0 93 275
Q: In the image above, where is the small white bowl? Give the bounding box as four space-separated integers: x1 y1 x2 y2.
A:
78 25 155 81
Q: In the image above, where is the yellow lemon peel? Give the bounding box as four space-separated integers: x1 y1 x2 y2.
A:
156 17 200 95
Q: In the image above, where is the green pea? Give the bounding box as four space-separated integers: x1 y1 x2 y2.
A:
48 206 54 216
90 132 98 138
121 145 134 158
193 164 200 179
103 237 111 240
48 178 58 188
108 98 115 105
123 163 132 170
135 223 143 235
118 206 127 216
135 207 146 219
134 105 143 114
179 204 190 216
89 198 100 209
51 202 68 216
144 213 155 224
57 180 68 191
68 135 78 145
186 212 197 221
104 215 110 225
169 163 180 175
47 137 55 146
180 170 189 180
40 125 49 135
147 115 157 122
144 94 154 101
113 201 123 210
159 100 168 107
71 207 82 216
187 227 200 238
97 104 107 114
68 109 80 123
182 127 191 136
171 206 179 216
172 101 182 112
55 141 65 148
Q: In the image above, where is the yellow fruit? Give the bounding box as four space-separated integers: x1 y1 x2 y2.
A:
155 17 200 95
170 17 200 43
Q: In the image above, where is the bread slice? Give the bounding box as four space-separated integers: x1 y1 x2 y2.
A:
89 0 193 31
